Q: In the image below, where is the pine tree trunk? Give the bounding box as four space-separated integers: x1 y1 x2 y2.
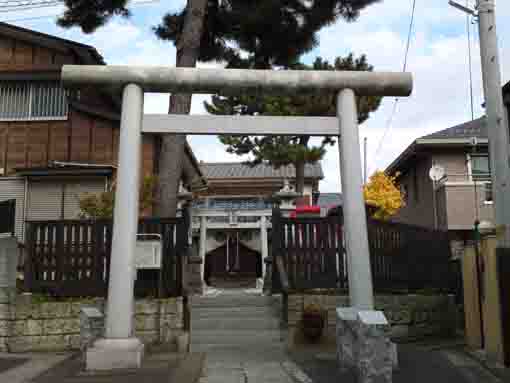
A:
295 160 305 195
155 0 208 216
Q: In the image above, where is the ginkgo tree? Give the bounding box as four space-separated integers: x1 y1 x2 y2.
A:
363 171 404 220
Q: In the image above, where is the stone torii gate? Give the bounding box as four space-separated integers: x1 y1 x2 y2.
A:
62 66 412 373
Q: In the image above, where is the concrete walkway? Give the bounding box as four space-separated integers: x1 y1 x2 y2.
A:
199 347 313 383
0 353 70 383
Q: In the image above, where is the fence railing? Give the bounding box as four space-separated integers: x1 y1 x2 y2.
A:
24 217 188 298
272 207 457 293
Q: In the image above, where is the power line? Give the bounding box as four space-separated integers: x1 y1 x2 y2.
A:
371 0 417 173
466 0 475 121
0 0 159 22
0 0 157 14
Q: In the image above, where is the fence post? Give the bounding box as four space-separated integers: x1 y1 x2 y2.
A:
271 206 281 292
24 222 34 292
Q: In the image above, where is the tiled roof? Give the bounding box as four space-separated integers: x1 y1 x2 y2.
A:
200 162 324 179
0 22 104 64
419 117 487 140
316 193 342 207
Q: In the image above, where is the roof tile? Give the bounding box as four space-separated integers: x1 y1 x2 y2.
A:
200 162 324 179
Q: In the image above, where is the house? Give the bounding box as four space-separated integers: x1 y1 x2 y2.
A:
0 22 205 241
386 117 492 256
192 161 324 286
195 161 323 208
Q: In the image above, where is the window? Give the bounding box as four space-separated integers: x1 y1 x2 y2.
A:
0 81 72 121
471 155 491 181
485 182 493 203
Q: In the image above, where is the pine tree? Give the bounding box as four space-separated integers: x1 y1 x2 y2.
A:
207 55 382 193
57 0 381 210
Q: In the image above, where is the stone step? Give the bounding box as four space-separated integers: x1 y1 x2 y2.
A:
191 316 281 331
191 306 279 320
190 296 279 308
192 344 287 360
191 329 284 345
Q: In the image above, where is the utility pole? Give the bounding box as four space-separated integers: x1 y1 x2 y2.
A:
450 0 510 247
363 137 368 184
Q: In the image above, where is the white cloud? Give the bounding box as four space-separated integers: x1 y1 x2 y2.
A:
10 0 510 194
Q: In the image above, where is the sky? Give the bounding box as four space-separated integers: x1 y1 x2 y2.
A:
3 0 510 192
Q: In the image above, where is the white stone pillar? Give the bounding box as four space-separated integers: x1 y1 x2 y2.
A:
87 84 144 370
260 215 268 277
337 89 374 310
199 216 207 282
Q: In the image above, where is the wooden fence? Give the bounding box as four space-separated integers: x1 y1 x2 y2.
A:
272 208 343 291
24 217 188 298
272 208 457 293
367 218 455 291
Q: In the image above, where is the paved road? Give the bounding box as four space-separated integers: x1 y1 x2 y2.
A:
289 344 504 383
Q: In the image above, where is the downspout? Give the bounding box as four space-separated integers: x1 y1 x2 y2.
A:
22 177 28 242
61 183 66 220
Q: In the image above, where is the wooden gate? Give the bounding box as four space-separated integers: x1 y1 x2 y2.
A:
24 217 188 297
204 236 262 284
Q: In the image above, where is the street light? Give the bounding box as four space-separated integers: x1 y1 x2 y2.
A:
448 0 476 16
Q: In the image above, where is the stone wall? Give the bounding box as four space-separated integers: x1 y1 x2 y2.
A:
287 293 457 347
0 291 184 353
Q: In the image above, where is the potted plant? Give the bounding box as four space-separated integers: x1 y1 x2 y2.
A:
301 303 325 342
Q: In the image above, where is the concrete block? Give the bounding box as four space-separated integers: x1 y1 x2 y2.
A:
9 334 71 352
44 318 80 335
0 319 10 337
0 337 7 352
287 295 303 310
71 299 104 316
135 300 158 315
14 300 35 320
0 303 12 319
0 288 16 304
390 325 409 339
39 302 72 319
136 330 159 344
12 319 44 336
134 314 158 332
86 338 144 370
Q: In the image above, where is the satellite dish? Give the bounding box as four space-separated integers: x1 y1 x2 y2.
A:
429 164 446 182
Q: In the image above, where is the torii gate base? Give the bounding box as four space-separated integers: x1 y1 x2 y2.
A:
62 66 412 381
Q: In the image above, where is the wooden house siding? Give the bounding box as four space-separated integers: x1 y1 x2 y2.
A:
0 110 156 177
0 36 77 71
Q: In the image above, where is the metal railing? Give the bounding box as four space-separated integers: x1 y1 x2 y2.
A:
0 81 72 121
